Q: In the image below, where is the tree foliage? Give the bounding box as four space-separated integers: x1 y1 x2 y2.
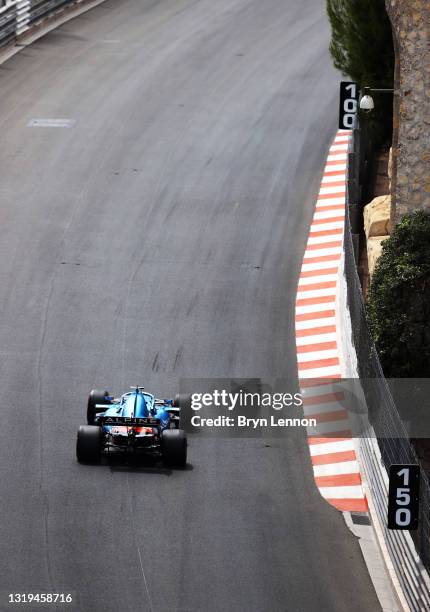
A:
326 0 394 89
366 212 430 377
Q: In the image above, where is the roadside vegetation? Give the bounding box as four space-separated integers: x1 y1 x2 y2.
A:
326 0 394 87
366 211 430 377
326 0 394 143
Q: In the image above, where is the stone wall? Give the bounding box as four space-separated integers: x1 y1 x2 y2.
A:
384 0 430 225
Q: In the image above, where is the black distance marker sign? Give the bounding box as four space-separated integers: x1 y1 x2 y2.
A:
339 81 359 130
388 465 420 530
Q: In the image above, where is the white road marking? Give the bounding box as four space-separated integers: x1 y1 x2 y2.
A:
307 235 343 246
303 401 345 416
27 118 76 128
298 274 338 286
301 383 341 397
300 259 341 272
137 547 155 612
329 144 349 152
308 440 355 457
319 485 364 499
295 317 337 330
306 419 350 434
321 175 347 184
296 302 336 315
326 153 349 162
296 332 338 346
296 288 337 300
313 210 345 220
319 185 346 195
313 461 360 477
299 366 341 379
315 196 346 206
322 163 347 172
310 220 344 231
298 349 339 363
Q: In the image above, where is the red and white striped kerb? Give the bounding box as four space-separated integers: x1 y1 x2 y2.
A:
295 129 368 513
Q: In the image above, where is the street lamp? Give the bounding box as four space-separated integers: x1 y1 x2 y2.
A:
359 86 396 113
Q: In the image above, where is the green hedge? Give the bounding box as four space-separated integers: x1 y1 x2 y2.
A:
326 0 394 143
326 0 394 88
366 212 430 377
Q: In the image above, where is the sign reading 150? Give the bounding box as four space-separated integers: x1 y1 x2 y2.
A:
339 81 359 130
388 464 420 530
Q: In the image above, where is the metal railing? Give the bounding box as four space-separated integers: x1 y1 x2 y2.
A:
344 131 430 609
0 0 90 48
0 1 18 48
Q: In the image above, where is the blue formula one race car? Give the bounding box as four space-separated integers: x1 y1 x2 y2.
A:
76 387 187 466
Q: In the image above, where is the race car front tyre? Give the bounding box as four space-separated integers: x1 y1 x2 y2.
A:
87 389 110 425
76 425 102 463
162 429 187 467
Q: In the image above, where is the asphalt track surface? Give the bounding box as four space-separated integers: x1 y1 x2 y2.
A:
0 1 381 611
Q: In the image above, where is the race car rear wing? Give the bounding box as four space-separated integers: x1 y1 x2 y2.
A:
98 416 161 426
95 404 112 413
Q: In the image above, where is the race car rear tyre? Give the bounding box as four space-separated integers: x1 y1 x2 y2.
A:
173 394 191 409
76 425 102 463
87 389 110 425
162 429 187 467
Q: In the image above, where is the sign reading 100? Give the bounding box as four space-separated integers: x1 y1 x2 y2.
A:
339 81 359 130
